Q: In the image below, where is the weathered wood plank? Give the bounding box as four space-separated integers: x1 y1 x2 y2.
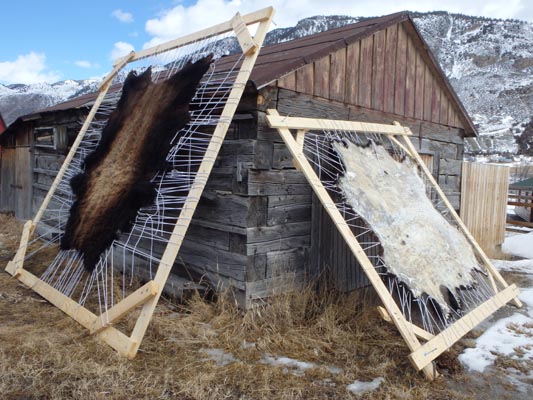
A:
245 169 311 196
267 194 312 225
420 124 463 145
358 35 373 108
440 93 449 126
372 30 386 111
195 191 267 228
277 72 296 91
178 240 249 281
383 24 398 114
277 88 350 120
420 138 458 159
245 271 306 302
438 159 463 176
330 48 346 102
314 56 330 98
272 143 294 169
423 64 433 122
394 24 407 117
414 51 425 120
404 29 416 118
295 63 314 94
345 41 360 105
431 82 441 123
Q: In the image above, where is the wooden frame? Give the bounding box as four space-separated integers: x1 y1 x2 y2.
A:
267 110 521 380
5 7 274 359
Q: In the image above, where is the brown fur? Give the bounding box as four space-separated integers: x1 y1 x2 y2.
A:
61 55 213 271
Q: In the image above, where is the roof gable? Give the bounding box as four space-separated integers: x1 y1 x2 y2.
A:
269 17 476 135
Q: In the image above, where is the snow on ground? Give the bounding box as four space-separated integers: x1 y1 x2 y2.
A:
346 377 384 395
460 233 533 376
502 231 533 259
492 259 533 274
458 312 533 372
260 354 343 376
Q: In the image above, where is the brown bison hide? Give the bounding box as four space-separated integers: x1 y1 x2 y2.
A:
61 55 213 272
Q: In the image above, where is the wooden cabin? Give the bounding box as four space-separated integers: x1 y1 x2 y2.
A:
0 12 477 307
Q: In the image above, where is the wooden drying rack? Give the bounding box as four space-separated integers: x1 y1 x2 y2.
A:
267 109 521 380
4 7 274 359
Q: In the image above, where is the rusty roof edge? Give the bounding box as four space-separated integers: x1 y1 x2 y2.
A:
404 14 477 137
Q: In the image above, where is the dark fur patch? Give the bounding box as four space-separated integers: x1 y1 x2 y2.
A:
61 55 213 271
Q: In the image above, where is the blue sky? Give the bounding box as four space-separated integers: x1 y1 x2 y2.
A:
1 0 532 85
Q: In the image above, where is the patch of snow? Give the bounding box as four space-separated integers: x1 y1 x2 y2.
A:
502 232 533 259
260 354 342 376
346 377 384 395
518 288 533 318
493 259 533 274
199 348 237 366
459 313 533 372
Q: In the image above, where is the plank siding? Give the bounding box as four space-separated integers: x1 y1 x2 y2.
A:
358 35 374 108
371 30 386 111
431 82 441 123
296 63 314 94
414 51 425 120
404 34 416 118
460 163 509 257
345 42 360 104
383 25 398 114
277 73 296 91
330 48 346 102
273 22 467 132
314 56 330 98
423 64 433 121
394 24 407 116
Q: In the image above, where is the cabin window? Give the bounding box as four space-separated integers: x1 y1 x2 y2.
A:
34 126 68 151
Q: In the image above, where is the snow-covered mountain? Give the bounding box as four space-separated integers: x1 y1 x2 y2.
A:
1 11 531 158
0 79 100 125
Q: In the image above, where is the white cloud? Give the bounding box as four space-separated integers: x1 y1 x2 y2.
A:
143 0 533 48
0 52 60 84
111 9 134 23
75 60 100 69
110 41 135 61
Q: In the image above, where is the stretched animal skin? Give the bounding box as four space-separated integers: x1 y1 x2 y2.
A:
61 55 213 272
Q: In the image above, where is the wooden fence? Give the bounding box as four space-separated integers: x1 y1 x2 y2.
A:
460 162 509 257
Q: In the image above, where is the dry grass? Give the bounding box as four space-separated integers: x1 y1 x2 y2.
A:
0 213 516 399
